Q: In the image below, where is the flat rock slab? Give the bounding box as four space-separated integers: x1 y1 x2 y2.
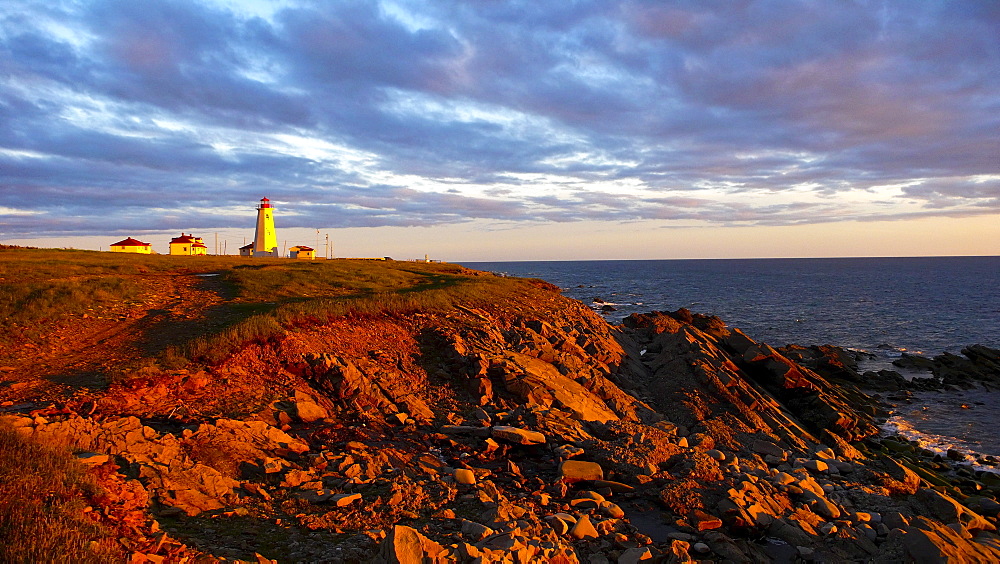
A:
331 493 362 507
75 452 111 465
491 425 546 445
560 460 604 481
298 489 337 503
692 509 723 531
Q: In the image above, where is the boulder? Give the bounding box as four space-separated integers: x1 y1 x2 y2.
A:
292 392 329 423
545 514 570 535
876 456 922 494
803 459 829 473
569 514 599 540
375 525 445 564
751 439 785 459
768 518 814 546
470 377 493 405
599 501 625 519
559 460 604 482
460 519 493 541
807 495 841 520
916 488 996 532
904 517 1000 563
453 468 476 485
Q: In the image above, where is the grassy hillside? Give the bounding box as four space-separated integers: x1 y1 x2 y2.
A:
0 247 549 369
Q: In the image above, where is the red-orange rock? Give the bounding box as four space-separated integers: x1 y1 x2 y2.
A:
692 509 723 531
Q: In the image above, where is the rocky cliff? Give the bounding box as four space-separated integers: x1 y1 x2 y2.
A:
4 275 1000 563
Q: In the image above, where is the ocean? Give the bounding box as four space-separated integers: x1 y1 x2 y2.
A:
462 256 1000 459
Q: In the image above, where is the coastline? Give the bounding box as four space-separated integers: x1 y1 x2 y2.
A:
465 256 1000 359
2 252 1000 561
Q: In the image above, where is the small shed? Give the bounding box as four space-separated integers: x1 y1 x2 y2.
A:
239 243 254 257
109 237 152 254
289 245 316 259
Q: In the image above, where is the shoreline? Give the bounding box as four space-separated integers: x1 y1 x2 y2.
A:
3 253 1000 561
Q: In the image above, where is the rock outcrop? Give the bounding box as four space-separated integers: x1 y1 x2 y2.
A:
892 345 1000 389
4 291 1000 563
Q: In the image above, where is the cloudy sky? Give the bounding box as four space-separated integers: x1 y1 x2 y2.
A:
1 0 998 259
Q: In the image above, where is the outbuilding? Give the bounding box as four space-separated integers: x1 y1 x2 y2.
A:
289 245 316 259
109 237 152 254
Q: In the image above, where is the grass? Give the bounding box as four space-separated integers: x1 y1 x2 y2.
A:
0 422 124 563
0 247 558 368
0 248 212 327
180 262 540 364
0 276 142 324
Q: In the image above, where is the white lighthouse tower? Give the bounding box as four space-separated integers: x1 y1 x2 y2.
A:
252 197 278 257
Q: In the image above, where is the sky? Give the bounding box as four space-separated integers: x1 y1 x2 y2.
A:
1 0 998 260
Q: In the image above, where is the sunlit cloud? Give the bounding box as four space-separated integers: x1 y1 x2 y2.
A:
0 0 997 251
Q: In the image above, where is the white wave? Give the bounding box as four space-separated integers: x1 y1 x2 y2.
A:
882 416 999 474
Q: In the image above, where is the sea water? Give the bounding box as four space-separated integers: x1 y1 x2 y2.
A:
463 256 1000 458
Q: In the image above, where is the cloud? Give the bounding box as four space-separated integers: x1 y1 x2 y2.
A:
0 0 998 241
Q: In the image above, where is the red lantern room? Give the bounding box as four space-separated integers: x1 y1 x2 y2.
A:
258 197 272 209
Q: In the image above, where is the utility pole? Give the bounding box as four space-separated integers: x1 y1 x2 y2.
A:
325 233 330 259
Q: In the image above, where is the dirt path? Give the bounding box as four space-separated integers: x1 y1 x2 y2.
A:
0 273 228 406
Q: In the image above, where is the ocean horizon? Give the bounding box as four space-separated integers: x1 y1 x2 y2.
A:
462 256 1000 357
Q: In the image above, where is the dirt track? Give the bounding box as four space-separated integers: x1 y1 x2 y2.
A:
0 273 228 405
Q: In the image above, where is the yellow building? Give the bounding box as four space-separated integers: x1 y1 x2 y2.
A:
289 245 315 259
109 237 152 254
169 233 208 255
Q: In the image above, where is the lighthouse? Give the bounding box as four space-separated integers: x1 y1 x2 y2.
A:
252 197 278 257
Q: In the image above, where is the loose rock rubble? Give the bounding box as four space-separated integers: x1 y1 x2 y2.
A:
3 295 1000 562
